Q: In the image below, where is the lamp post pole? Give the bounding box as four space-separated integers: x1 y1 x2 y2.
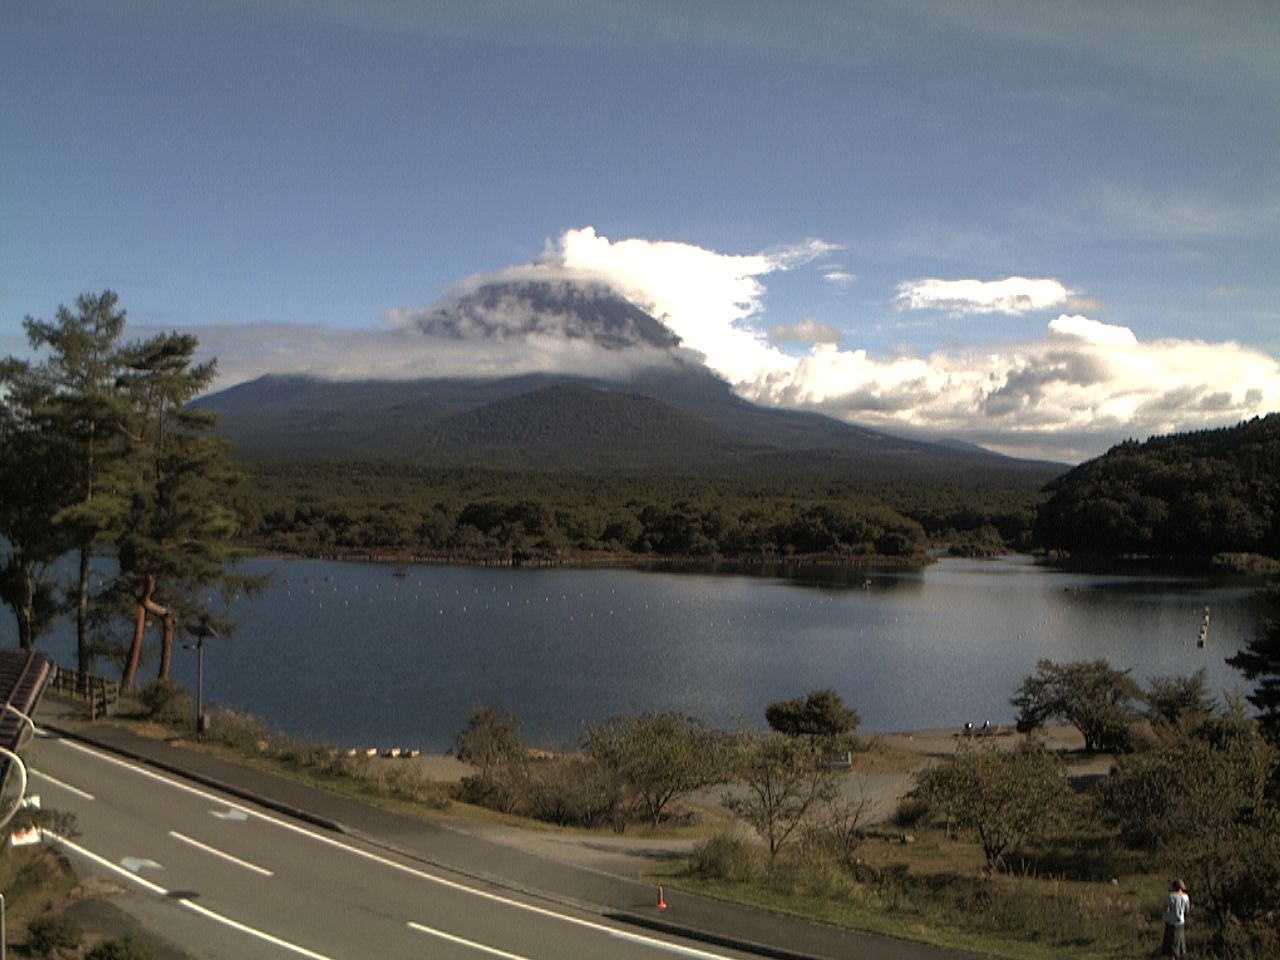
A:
194 634 205 742
184 620 217 742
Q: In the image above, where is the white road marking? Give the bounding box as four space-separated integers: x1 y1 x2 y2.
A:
47 832 336 960
211 807 249 821
408 920 534 959
121 856 164 874
169 830 274 876
29 768 96 800
47 735 743 959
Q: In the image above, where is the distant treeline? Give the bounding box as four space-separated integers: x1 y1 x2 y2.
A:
232 463 1045 564
1034 414 1280 559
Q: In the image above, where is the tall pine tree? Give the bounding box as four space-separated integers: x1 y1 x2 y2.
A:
110 332 258 687
1226 582 1280 743
21 292 135 673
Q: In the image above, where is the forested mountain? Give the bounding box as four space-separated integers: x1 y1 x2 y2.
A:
197 365 1063 484
194 278 1068 562
1033 414 1280 558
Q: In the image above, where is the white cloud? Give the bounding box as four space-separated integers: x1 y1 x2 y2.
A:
823 270 856 286
896 276 1072 315
179 319 681 389
186 227 1280 463
1047 314 1137 347
535 230 1278 462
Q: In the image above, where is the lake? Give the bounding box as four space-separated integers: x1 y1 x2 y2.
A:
12 554 1270 752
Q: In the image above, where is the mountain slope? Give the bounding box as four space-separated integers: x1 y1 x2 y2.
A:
197 366 1063 483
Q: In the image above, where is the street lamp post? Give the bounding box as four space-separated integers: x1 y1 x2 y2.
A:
184 620 218 741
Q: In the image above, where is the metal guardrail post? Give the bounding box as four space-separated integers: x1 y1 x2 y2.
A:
0 746 27 833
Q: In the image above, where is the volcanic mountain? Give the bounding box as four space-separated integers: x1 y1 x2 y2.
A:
196 280 1064 483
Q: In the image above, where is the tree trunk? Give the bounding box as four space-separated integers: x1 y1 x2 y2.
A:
77 541 92 675
122 591 147 689
153 606 175 680
140 576 174 681
15 560 35 650
120 576 167 686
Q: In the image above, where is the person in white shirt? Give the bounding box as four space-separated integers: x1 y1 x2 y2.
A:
1161 878 1190 957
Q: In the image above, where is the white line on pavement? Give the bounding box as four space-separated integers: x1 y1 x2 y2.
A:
46 831 336 960
30 768 96 800
48 735 743 959
169 830 274 876
407 920 534 959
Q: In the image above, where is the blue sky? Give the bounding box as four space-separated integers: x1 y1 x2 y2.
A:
3 1 1278 461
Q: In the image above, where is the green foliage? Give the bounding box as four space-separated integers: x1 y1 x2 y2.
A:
85 933 156 960
1034 414 1280 558
723 731 841 866
1226 583 1280 743
914 743 1074 873
584 711 730 828
1144 668 1214 728
1012 658 1143 752
454 704 525 772
764 689 861 743
1098 713 1280 952
688 830 764 882
4 291 259 682
135 678 193 726
233 461 1042 564
26 911 83 956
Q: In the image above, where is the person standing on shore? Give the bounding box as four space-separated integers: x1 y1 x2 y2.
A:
1161 878 1190 957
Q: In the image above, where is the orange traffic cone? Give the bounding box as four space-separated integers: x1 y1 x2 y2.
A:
655 884 668 909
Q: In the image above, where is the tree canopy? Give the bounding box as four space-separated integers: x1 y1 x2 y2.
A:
1 291 254 685
764 688 861 742
1226 583 1280 743
1033 415 1280 559
1012 658 1143 752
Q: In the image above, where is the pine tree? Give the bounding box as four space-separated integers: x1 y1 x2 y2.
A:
20 292 134 673
1226 583 1280 743
0 360 76 648
110 332 260 687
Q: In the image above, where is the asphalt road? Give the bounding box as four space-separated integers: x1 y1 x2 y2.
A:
27 731 762 960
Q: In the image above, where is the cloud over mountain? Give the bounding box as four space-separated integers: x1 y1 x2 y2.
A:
187 226 1279 463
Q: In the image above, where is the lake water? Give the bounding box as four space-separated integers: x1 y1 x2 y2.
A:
12 555 1270 752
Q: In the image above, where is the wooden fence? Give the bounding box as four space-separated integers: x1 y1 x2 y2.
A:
47 667 120 720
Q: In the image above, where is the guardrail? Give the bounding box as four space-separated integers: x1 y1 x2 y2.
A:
47 667 120 719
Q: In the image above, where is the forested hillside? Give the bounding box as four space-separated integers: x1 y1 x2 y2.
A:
234 464 1045 564
1033 415 1280 559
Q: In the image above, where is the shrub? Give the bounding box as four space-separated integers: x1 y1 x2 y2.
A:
26 911 82 956
520 756 625 828
584 712 730 829
135 679 192 727
203 706 272 752
890 795 932 829
688 831 762 883
454 705 525 773
86 933 156 960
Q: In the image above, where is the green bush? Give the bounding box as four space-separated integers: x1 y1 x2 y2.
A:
135 679 193 726
889 796 932 829
204 706 273 752
86 933 156 960
688 831 762 883
26 911 82 956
